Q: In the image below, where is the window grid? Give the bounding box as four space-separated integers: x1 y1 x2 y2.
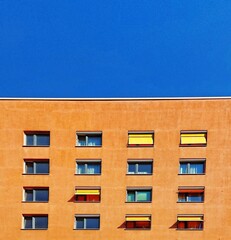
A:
76 161 101 175
127 161 153 175
23 216 48 229
24 160 49 174
75 216 100 230
24 188 49 202
127 189 152 202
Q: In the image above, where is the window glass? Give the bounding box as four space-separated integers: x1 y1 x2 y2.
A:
78 136 86 146
137 190 151 201
127 162 152 174
127 190 151 202
179 163 188 174
36 135 50 146
25 190 33 201
86 217 100 229
127 191 135 202
76 162 101 174
35 189 49 201
128 163 136 174
24 217 32 229
26 135 34 146
179 162 205 174
188 194 203 202
87 163 100 174
35 216 48 229
138 163 152 174
25 162 33 174
25 132 50 146
76 218 84 229
36 162 49 174
88 136 102 146
77 133 102 146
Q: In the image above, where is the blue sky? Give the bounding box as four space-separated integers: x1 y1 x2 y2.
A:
1 0 231 97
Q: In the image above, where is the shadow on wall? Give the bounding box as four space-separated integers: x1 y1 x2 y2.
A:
169 222 177 229
117 222 126 229
68 195 76 202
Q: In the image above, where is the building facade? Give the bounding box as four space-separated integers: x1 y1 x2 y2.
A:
0 98 230 240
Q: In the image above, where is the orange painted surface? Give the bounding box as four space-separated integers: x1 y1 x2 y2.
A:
0 99 231 240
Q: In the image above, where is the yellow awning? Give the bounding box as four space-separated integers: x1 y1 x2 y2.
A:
177 217 203 221
128 134 153 145
181 133 206 144
75 190 100 195
126 216 150 221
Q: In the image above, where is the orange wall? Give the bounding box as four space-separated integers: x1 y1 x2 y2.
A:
0 99 231 240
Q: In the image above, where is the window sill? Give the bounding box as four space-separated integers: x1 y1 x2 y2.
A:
74 228 100 230
74 174 101 176
74 201 100 203
22 173 49 175
177 201 204 203
177 228 203 231
125 201 152 203
21 228 48 230
127 144 154 148
22 201 49 203
22 145 50 147
178 173 205 176
75 146 102 148
126 173 152 176
179 144 207 147
125 228 151 230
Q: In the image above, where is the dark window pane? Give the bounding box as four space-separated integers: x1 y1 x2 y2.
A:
128 163 136 174
77 163 85 174
86 217 99 229
35 216 48 229
179 163 188 174
127 191 135 202
138 163 152 174
88 136 102 146
78 136 86 146
35 189 49 201
25 190 33 201
26 135 34 146
87 163 101 174
36 162 49 174
76 217 84 229
24 217 32 229
25 162 34 174
36 135 50 146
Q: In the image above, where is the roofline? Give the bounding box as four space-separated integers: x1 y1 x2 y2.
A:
0 96 231 101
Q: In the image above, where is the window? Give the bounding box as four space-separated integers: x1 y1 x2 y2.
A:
178 187 204 202
179 159 205 174
180 130 207 146
127 160 153 175
76 160 101 174
76 132 102 146
177 215 204 230
24 131 50 146
23 215 48 229
23 188 49 202
125 215 151 229
128 131 154 147
126 188 152 202
75 215 100 230
24 160 49 174
75 187 100 202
